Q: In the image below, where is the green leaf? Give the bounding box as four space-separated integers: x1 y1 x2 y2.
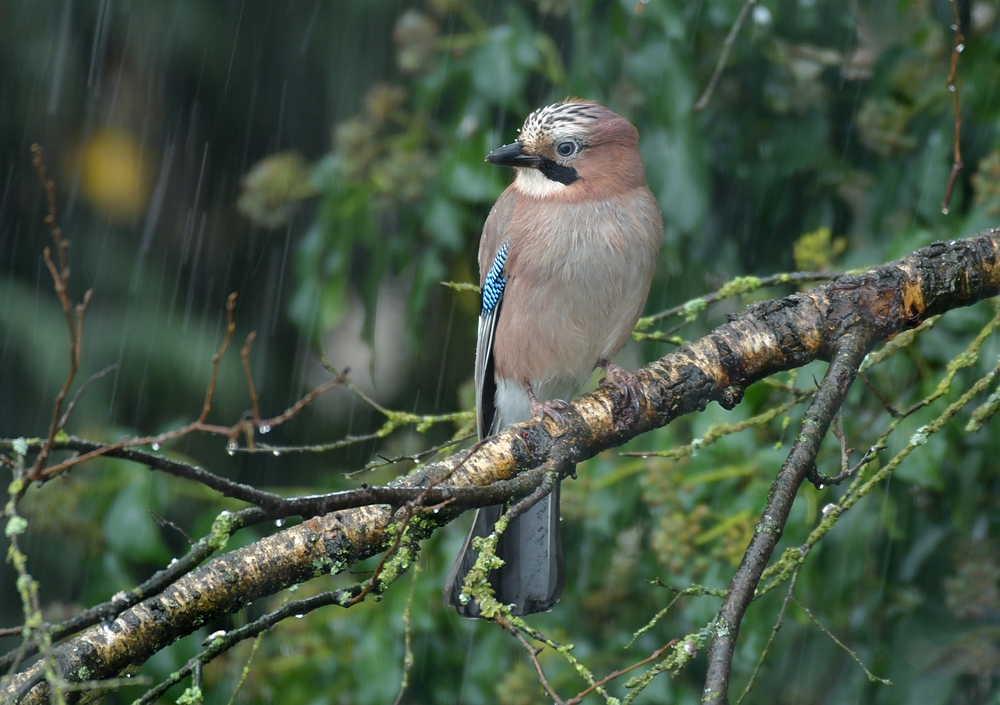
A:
424 196 465 252
444 159 506 204
641 126 708 233
103 476 169 564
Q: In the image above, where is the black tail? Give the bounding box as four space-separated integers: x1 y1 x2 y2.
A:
444 484 564 617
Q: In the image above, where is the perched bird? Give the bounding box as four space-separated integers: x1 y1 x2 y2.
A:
445 100 663 617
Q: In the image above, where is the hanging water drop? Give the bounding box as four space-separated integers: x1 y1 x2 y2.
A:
258 424 272 434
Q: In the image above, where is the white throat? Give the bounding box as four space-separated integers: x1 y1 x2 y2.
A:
513 168 569 199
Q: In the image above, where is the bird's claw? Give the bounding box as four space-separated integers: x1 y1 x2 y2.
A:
531 397 570 424
599 360 643 427
524 382 570 425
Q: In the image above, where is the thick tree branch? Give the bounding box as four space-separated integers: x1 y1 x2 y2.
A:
5 230 1000 703
1 436 541 517
702 338 868 704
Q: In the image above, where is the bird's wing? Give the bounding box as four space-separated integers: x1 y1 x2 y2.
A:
475 239 508 438
475 188 518 439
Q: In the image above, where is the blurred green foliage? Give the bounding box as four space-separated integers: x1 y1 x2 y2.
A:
3 0 1000 703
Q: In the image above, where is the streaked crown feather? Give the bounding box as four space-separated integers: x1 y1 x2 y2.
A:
517 100 605 152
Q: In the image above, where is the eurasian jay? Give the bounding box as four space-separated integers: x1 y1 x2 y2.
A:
445 100 663 617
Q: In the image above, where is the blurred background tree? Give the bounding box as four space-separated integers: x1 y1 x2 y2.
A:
2 0 1000 703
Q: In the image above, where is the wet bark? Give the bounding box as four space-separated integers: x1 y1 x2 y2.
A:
5 230 1000 704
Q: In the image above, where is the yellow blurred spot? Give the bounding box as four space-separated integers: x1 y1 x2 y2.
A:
793 227 847 272
78 128 151 221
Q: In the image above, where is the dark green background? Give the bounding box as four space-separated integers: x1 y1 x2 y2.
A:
2 1 1000 703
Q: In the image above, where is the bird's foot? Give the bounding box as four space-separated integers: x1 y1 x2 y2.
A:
524 382 570 425
598 360 643 427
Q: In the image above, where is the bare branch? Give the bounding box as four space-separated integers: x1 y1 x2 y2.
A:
793 599 891 685
703 337 869 705
566 640 678 705
240 331 262 428
0 505 271 674
200 292 238 425
643 271 844 325
941 0 965 214
694 0 756 111
508 624 564 705
27 145 91 482
57 364 119 429
6 231 1000 703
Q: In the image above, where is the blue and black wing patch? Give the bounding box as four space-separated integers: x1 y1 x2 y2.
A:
481 240 509 316
474 239 510 438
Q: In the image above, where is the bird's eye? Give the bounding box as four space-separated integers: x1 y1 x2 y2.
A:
556 141 576 157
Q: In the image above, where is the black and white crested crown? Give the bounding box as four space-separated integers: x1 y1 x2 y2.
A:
517 101 602 150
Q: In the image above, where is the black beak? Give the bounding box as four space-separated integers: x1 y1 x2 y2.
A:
485 141 542 168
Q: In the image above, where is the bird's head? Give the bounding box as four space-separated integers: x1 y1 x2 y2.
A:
485 100 645 200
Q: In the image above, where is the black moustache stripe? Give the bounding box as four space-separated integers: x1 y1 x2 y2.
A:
538 159 578 185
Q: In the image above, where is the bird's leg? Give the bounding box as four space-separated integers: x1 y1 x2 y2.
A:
598 359 643 421
524 381 570 424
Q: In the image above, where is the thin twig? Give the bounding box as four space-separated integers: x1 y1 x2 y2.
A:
392 562 421 705
794 599 891 685
857 372 900 417
503 463 564 522
516 624 609 701
507 624 564 704
645 271 843 324
0 506 270 673
240 331 261 427
58 363 119 429
941 0 964 214
623 386 815 459
254 372 347 430
736 566 801 704
830 409 852 473
132 434 497 703
134 576 412 704
223 623 263 705
694 0 756 111
27 144 92 481
353 431 476 471
29 338 347 483
150 511 194 545
1 435 546 519
808 446 878 488
199 292 238 425
249 431 384 456
338 441 487 610
565 640 678 705
11 672 46 703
